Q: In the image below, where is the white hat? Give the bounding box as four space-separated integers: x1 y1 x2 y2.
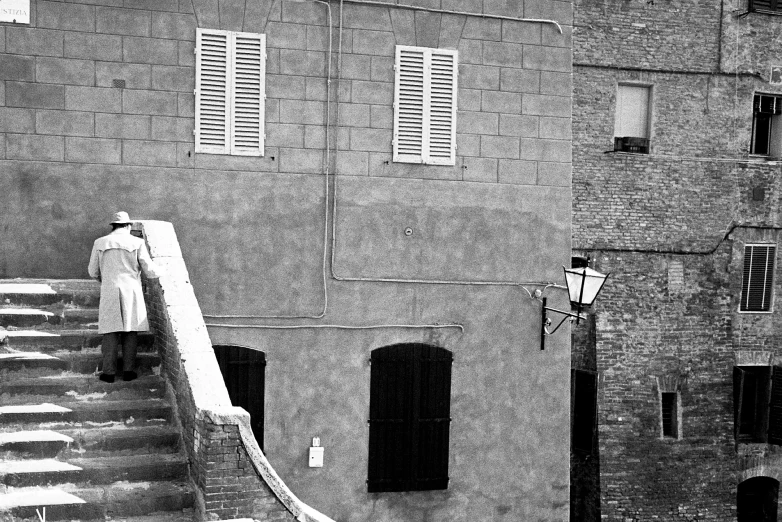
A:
109 211 132 224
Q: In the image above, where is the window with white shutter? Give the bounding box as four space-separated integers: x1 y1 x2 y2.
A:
740 244 776 312
196 29 265 156
393 46 457 166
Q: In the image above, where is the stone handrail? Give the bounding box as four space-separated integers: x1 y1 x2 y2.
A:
135 220 335 522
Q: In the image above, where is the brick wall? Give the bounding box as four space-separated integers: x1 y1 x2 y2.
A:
573 0 782 519
574 0 720 72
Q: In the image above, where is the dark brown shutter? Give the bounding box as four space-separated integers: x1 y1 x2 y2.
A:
734 366 745 447
768 367 782 445
751 0 781 11
572 370 598 454
368 344 452 492
214 345 266 451
741 245 775 312
368 345 414 492
413 345 452 490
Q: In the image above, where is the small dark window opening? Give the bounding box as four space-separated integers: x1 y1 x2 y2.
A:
740 244 776 312
752 95 782 156
213 345 266 451
661 392 678 438
738 476 779 522
368 344 452 493
572 369 598 455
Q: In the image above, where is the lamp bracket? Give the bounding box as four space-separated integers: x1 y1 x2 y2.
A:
540 297 585 350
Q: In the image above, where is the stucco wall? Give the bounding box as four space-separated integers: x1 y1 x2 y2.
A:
0 0 573 520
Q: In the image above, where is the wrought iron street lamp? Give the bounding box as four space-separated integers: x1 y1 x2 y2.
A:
540 266 609 350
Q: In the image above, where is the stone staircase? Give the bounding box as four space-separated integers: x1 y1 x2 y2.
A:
0 279 196 521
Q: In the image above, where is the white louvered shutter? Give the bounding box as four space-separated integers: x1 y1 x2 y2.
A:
230 32 265 156
195 29 265 156
196 29 230 154
393 46 458 165
427 50 457 164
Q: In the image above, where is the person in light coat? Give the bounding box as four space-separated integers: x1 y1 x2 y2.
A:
88 211 160 383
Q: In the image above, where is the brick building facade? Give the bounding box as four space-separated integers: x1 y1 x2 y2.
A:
573 0 782 520
0 0 574 520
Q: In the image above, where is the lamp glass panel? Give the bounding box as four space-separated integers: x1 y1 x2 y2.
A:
565 267 607 306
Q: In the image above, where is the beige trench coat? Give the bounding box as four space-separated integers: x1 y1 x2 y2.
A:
88 228 160 334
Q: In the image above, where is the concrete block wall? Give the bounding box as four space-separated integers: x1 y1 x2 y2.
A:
0 2 575 521
0 0 572 184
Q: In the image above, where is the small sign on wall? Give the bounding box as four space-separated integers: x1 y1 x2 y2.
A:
771 65 782 86
0 0 29 24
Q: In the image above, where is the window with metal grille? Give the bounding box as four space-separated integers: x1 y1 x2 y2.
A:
195 29 265 156
393 46 458 165
614 84 651 154
367 344 452 492
751 95 782 156
571 369 598 454
750 0 782 12
740 244 776 312
661 392 678 438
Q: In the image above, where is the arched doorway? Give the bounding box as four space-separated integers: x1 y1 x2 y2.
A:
213 345 266 451
738 476 779 522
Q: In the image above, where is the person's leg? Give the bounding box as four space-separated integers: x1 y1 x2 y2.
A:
121 331 138 381
100 332 120 383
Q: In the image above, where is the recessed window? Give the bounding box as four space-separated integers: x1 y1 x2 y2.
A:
733 365 782 444
660 392 679 439
195 29 266 156
393 46 458 166
572 369 598 454
750 0 782 13
740 244 776 312
751 94 782 156
367 344 452 492
614 84 651 154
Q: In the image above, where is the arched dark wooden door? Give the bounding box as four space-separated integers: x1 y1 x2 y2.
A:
738 476 779 522
213 345 266 451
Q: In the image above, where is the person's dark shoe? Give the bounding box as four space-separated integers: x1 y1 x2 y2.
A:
99 373 115 383
123 371 138 382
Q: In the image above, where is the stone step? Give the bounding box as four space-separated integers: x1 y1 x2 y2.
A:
0 373 166 404
1 350 160 378
1 453 188 487
0 480 194 520
0 352 67 373
0 279 100 307
1 330 154 353
0 488 88 520
0 309 59 328
59 425 181 458
0 399 171 429
0 459 83 487
0 430 74 460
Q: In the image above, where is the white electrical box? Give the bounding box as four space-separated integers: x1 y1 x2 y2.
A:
309 446 324 468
